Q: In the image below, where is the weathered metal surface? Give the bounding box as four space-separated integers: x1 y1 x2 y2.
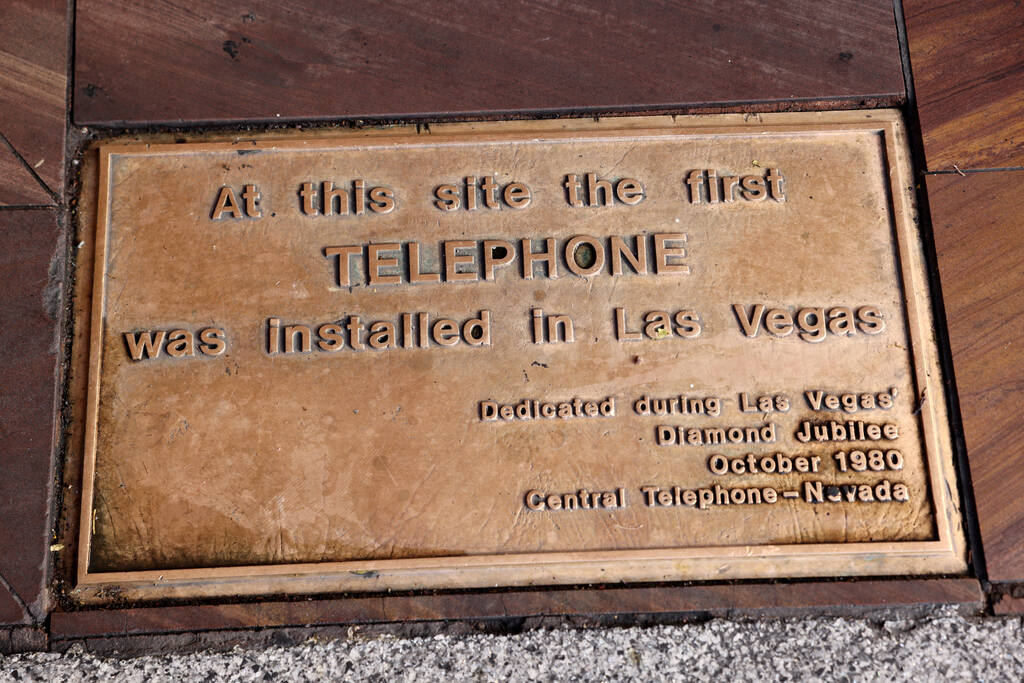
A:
68 112 964 603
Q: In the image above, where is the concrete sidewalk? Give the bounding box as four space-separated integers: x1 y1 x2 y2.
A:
3 607 1022 681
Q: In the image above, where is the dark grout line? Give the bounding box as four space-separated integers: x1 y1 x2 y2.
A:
893 0 989 590
0 204 57 211
893 0 917 124
926 166 1024 175
71 93 906 132
46 0 79 626
0 570 40 624
0 133 59 203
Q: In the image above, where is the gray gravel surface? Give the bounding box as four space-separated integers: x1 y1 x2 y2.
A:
4 608 1024 681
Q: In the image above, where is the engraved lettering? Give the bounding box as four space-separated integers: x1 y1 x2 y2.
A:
482 240 514 281
563 173 645 207
707 453 821 476
266 311 492 353
324 245 363 287
367 243 401 285
633 394 721 417
483 397 614 422
794 419 900 443
734 304 886 341
524 487 625 510
656 423 777 446
521 238 558 279
565 235 605 277
123 329 166 360
299 180 394 216
443 240 479 282
608 235 648 276
198 328 226 356
407 242 441 284
615 308 702 340
124 327 226 360
685 168 785 204
738 393 790 413
322 235 691 287
165 329 195 357
803 480 910 504
643 484 778 509
653 233 689 274
805 388 897 413
434 176 531 211
211 186 244 219
242 184 261 217
530 308 574 343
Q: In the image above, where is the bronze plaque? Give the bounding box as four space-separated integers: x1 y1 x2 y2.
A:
69 111 965 603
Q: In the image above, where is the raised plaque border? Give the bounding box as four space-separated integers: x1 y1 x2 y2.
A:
69 110 966 604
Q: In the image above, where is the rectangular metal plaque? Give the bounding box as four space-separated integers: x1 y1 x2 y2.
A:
69 111 965 603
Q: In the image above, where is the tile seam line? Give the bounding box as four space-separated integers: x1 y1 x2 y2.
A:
45 592 984 639
0 132 59 202
926 167 1024 175
892 0 916 117
0 205 58 211
71 92 906 130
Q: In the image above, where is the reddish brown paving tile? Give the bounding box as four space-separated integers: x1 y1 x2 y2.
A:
0 587 28 625
992 593 1024 616
0 209 61 625
0 0 67 197
0 145 53 206
905 0 1024 170
74 0 903 126
928 171 1024 581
